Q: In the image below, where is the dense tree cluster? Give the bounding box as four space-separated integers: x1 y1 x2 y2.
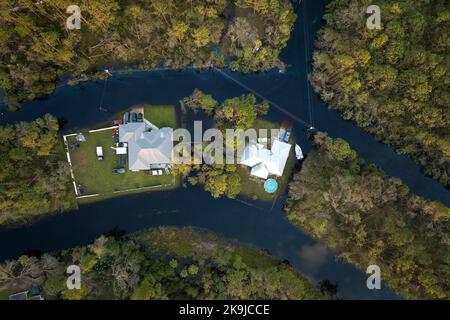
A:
187 164 242 199
177 90 269 199
180 89 218 115
0 114 76 225
0 227 326 300
228 0 296 72
286 133 450 299
310 0 450 187
214 93 269 129
0 0 296 108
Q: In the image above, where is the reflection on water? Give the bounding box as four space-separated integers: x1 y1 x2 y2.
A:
299 243 330 277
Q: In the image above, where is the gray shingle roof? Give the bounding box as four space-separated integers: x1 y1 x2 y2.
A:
119 123 173 171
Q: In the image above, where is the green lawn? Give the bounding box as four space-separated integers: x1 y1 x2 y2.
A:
111 104 178 128
67 105 179 199
237 119 297 201
144 105 178 128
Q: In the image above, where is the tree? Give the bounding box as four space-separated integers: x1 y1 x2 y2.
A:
181 89 218 115
310 0 450 187
192 27 210 48
286 133 450 299
0 114 75 225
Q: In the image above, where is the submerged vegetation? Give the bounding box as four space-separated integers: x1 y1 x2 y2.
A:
0 227 326 300
0 114 76 225
0 0 296 108
286 133 450 299
310 0 450 187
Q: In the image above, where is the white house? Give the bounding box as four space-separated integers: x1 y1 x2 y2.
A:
119 122 173 171
239 140 291 180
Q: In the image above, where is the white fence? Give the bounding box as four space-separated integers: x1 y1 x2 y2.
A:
62 134 79 197
88 125 118 133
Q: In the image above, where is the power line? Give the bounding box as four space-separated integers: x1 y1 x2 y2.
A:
213 68 313 130
301 0 314 127
98 72 109 112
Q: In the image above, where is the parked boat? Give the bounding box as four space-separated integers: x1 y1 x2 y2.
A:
295 144 304 160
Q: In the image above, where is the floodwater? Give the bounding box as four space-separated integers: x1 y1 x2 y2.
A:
1 0 448 299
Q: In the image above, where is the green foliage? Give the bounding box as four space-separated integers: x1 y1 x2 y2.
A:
286 133 450 299
228 1 296 72
0 0 295 107
0 227 326 300
311 0 450 187
180 89 218 115
0 114 76 225
42 272 66 299
179 91 270 199
201 167 242 199
215 94 259 129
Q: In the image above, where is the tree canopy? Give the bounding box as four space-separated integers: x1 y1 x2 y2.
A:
310 0 450 187
286 133 450 299
0 114 76 225
178 90 270 199
0 0 296 108
0 227 327 300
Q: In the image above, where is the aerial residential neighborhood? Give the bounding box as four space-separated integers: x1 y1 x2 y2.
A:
63 102 296 202
0 0 448 310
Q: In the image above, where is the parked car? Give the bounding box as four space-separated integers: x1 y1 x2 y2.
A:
132 112 137 122
112 168 126 174
123 112 130 124
96 146 104 160
283 128 292 143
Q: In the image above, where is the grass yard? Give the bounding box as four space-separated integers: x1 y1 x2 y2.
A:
237 119 297 201
144 105 178 128
67 104 180 199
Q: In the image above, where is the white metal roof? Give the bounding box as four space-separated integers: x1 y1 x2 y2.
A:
250 163 270 179
239 139 291 179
